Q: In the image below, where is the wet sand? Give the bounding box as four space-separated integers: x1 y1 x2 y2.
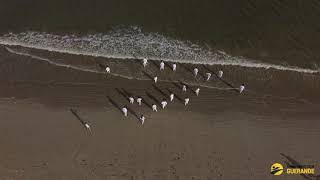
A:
0 46 320 179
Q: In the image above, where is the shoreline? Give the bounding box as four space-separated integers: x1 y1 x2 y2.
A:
2 45 320 102
1 38 319 74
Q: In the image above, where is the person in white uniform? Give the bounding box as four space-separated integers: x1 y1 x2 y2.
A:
136 97 142 106
129 97 134 104
184 97 190 106
84 122 91 132
143 58 148 67
140 115 145 125
206 72 211 81
193 68 199 77
152 104 158 112
160 61 165 71
239 84 245 93
218 70 223 78
105 66 110 73
182 85 187 92
195 88 200 96
161 100 168 109
154 76 158 83
172 63 177 71
170 93 174 102
122 107 128 117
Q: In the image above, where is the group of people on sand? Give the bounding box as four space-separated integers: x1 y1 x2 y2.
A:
119 94 174 125
101 58 245 126
142 58 245 93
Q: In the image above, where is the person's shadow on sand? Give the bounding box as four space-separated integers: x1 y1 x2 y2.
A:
142 71 155 81
140 97 153 110
202 65 239 93
107 96 141 122
280 153 320 180
115 88 130 102
166 88 184 104
145 91 161 106
107 96 123 114
69 108 91 134
152 84 169 100
70 108 86 126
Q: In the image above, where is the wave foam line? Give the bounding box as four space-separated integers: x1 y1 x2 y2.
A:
1 40 318 74
0 30 319 74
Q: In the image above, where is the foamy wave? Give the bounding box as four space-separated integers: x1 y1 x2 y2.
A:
0 27 318 74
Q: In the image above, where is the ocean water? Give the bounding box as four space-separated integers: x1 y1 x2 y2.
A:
0 0 320 70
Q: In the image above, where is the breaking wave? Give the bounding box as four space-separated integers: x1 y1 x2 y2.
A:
0 27 318 74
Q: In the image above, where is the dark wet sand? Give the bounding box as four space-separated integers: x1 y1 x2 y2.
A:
0 47 320 180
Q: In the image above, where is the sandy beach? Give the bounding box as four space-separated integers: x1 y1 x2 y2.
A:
1 0 320 179
0 45 319 180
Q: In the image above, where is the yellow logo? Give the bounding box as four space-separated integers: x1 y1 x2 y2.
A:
271 163 284 175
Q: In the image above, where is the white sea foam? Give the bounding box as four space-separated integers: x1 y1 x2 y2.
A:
0 27 318 74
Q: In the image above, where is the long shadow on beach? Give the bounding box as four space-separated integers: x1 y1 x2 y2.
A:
166 88 184 104
141 97 153 110
130 55 144 68
179 64 205 80
180 63 193 74
122 89 153 110
172 81 190 96
98 63 105 71
281 153 304 168
178 80 197 94
107 96 140 121
107 96 123 115
121 88 133 98
202 65 239 93
149 60 160 70
126 107 140 121
198 69 207 80
142 71 154 81
98 63 110 72
69 108 91 133
280 153 318 180
146 91 161 106
115 88 129 102
178 80 198 94
163 61 172 70
152 84 169 100
172 82 182 91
